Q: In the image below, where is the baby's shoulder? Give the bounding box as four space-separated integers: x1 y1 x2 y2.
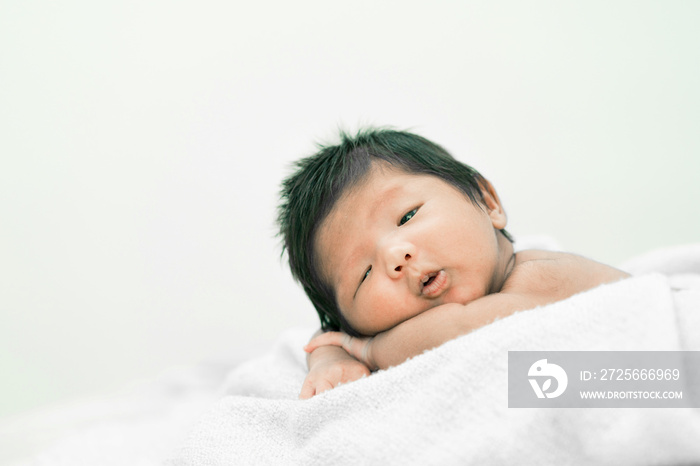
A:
503 250 628 298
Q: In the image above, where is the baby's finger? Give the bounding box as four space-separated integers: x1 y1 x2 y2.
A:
303 331 345 353
314 380 334 395
299 379 315 399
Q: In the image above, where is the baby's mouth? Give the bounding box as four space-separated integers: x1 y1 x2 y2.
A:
420 270 447 297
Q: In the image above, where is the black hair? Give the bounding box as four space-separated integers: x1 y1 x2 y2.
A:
277 128 512 336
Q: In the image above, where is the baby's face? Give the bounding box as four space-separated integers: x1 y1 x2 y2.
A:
315 162 511 336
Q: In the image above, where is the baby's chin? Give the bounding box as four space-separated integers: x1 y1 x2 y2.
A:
442 282 490 307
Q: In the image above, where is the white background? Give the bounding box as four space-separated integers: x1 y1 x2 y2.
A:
1 1 699 418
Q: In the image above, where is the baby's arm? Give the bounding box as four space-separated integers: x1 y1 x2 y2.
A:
306 293 537 370
299 329 370 399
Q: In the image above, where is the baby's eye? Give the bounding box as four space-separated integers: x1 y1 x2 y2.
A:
361 266 371 283
399 208 418 226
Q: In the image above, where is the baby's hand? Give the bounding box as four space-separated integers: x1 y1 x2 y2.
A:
299 348 370 399
304 331 377 371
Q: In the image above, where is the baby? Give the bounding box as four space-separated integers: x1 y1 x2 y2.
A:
277 128 629 399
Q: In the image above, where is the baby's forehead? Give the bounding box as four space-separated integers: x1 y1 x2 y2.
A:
329 165 412 216
342 162 425 197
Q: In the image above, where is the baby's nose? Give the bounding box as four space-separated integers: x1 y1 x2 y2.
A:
393 253 412 272
384 243 415 278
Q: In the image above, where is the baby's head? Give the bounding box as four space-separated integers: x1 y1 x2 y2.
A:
278 128 514 336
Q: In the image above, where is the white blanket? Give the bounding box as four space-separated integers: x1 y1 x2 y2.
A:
170 272 700 464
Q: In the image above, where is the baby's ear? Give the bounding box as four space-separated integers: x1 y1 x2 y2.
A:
478 178 507 230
